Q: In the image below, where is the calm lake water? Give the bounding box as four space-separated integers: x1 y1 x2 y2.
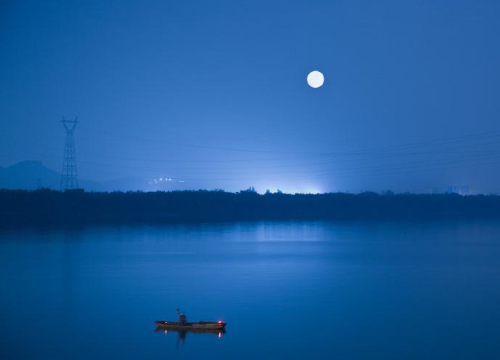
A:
1 221 500 360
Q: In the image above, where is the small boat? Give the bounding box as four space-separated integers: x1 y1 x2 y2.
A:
154 327 226 336
154 320 226 331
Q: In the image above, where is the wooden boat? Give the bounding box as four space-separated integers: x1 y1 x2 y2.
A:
154 327 226 335
154 320 226 331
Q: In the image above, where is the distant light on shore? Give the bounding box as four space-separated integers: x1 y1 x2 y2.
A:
148 177 185 185
262 186 323 195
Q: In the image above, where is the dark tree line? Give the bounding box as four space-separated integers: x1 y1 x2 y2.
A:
1 189 500 228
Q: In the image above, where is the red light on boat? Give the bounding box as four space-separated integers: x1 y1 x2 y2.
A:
218 321 223 324
164 322 168 323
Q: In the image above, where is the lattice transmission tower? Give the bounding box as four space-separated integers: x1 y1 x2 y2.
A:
60 117 79 190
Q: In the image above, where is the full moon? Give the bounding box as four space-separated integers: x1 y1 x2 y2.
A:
307 70 324 88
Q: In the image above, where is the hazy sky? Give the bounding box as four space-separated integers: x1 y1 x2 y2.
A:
1 0 500 193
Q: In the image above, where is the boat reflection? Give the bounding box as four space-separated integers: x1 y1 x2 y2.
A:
155 327 226 350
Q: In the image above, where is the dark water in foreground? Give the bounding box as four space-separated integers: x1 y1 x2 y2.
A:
1 221 500 360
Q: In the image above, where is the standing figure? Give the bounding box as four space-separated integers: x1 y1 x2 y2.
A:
176 307 187 325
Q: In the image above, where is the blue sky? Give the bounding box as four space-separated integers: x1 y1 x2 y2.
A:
1 0 500 193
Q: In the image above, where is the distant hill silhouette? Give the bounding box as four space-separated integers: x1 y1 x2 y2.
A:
1 189 500 228
0 161 149 191
0 161 60 189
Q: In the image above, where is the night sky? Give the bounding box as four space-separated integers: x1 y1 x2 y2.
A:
1 0 500 193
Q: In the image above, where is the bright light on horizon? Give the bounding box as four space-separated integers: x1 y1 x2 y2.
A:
259 186 324 195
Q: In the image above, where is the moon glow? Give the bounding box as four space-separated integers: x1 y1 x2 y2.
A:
307 71 324 88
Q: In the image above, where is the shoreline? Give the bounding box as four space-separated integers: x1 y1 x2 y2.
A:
1 189 500 229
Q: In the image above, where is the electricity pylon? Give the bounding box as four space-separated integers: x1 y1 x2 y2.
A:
60 117 79 190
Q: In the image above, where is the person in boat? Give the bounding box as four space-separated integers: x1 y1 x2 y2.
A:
176 307 187 325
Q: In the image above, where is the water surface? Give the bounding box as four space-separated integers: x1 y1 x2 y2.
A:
1 221 500 359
